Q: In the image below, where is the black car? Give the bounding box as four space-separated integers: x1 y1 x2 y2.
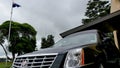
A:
12 30 120 68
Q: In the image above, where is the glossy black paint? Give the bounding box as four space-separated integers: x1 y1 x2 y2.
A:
18 30 120 68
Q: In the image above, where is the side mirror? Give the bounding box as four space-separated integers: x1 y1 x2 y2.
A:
97 37 111 50
102 37 111 43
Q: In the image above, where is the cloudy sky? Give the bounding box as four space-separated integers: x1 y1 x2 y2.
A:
0 0 91 57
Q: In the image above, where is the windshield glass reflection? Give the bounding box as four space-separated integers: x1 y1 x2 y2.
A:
53 33 97 47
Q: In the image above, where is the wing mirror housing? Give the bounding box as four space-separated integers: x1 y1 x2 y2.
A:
97 37 112 50
102 37 112 43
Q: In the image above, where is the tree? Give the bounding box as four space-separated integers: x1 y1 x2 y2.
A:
47 35 55 47
41 37 47 48
41 35 55 48
0 21 37 59
82 0 110 24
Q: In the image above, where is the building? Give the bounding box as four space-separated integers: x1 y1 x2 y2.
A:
111 0 120 13
60 0 120 50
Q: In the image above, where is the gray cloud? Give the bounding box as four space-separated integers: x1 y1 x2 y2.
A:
0 0 88 56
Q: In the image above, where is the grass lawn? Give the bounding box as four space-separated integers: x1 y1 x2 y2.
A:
0 62 12 68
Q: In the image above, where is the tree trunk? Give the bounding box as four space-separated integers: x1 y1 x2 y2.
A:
12 52 15 60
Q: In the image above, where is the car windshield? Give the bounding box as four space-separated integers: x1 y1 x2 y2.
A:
53 33 97 47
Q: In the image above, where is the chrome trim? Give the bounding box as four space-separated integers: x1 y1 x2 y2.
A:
50 53 58 67
18 53 58 57
12 53 58 68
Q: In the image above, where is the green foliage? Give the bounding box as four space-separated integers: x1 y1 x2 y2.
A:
0 20 37 59
82 0 110 24
0 62 12 68
41 37 47 48
41 35 55 48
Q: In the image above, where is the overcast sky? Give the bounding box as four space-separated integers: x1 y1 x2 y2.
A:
0 0 90 57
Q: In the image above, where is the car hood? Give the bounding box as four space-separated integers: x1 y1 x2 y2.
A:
19 45 78 57
19 43 96 57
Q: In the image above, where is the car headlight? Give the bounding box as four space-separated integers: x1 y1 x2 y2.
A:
64 48 84 68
